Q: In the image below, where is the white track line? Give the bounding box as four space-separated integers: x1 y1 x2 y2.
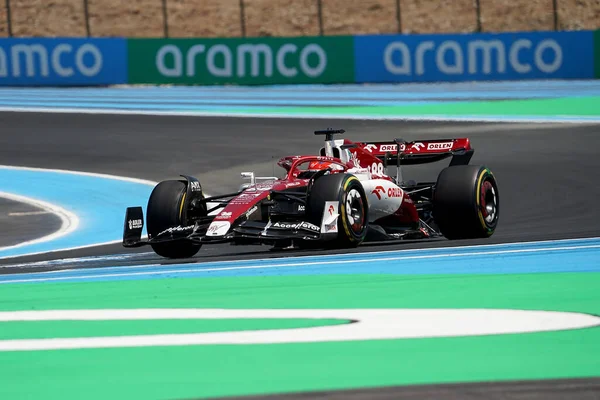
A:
0 165 158 186
0 165 157 259
0 192 79 252
0 165 225 259
4 236 599 272
8 211 51 216
0 106 598 124
3 242 599 284
78 235 600 270
1 309 598 350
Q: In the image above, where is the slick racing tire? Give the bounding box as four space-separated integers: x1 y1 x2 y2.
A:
146 180 201 258
307 173 368 248
433 165 499 240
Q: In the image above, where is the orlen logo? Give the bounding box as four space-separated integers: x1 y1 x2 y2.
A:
427 142 453 150
384 38 563 76
0 44 103 78
379 144 399 152
387 187 403 198
157 43 327 78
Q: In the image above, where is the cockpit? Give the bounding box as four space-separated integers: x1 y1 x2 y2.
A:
276 129 357 180
319 138 353 164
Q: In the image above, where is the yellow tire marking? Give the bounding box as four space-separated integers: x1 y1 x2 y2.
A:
341 176 360 240
179 192 187 222
343 175 358 190
476 169 492 233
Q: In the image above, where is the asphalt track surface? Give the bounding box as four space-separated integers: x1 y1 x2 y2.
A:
211 378 600 400
0 198 61 248
1 112 600 399
1 113 599 269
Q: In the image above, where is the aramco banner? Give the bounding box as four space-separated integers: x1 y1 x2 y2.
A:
128 37 355 85
354 31 594 83
0 38 127 86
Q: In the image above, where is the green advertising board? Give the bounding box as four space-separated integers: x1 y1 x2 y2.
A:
595 30 600 79
128 37 354 85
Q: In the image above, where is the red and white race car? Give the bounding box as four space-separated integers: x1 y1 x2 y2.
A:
123 128 499 258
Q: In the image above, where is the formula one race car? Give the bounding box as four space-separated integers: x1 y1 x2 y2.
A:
123 129 499 258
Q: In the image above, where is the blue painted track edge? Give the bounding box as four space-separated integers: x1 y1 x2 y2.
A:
2 237 599 284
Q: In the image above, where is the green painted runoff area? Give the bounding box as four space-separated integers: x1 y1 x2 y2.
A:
1 272 599 399
224 96 600 117
0 319 347 340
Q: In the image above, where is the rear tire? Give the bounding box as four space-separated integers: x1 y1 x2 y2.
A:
147 180 201 258
307 173 368 248
433 165 499 240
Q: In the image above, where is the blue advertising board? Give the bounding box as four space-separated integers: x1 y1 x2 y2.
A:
354 31 594 83
0 38 127 86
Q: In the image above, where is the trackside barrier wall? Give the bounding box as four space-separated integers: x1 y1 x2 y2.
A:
127 37 355 85
0 38 127 86
354 31 595 83
0 32 596 86
595 30 600 79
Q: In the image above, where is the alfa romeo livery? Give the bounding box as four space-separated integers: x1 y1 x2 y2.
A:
123 129 499 258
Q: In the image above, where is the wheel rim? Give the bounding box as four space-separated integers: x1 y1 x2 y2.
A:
480 179 498 225
346 188 365 234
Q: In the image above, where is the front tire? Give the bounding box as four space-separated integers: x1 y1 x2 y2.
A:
146 180 201 258
433 165 499 240
307 173 369 248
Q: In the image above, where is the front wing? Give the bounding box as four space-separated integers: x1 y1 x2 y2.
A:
123 207 330 248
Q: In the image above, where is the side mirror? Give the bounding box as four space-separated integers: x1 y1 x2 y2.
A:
241 172 256 186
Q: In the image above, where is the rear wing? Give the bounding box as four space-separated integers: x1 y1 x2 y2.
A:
357 138 474 166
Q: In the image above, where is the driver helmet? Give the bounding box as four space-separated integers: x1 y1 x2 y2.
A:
308 160 342 171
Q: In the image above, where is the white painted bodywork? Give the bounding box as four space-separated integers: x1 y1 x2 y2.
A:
324 140 406 223
358 178 404 222
345 166 405 223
